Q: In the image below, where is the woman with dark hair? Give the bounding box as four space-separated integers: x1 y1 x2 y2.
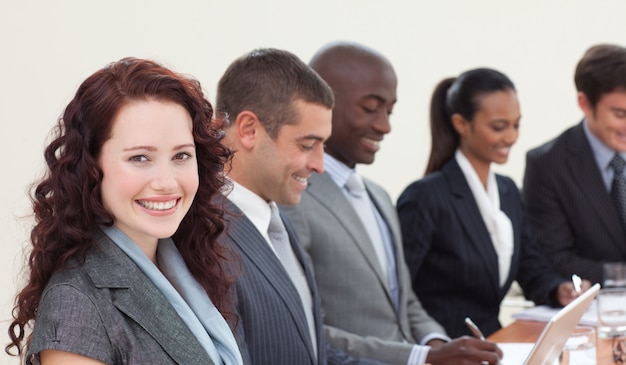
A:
397 68 590 338
6 57 244 365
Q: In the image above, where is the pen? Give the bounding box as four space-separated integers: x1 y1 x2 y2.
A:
464 317 485 341
572 274 582 293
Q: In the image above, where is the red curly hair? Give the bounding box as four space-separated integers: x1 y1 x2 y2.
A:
7 57 235 357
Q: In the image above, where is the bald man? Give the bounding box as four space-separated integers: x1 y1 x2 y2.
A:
281 42 502 365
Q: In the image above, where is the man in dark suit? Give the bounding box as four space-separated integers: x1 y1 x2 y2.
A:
215 48 383 365
281 41 502 365
524 44 626 284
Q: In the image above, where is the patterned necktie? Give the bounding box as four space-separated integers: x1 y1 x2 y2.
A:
610 154 626 232
344 172 400 311
267 204 317 359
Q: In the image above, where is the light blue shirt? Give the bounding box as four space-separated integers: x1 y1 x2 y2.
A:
583 119 626 191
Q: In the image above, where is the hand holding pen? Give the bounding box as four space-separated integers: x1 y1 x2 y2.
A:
464 317 485 340
556 274 592 306
446 317 502 365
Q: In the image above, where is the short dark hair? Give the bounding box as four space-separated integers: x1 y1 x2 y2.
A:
216 48 334 138
575 44 626 108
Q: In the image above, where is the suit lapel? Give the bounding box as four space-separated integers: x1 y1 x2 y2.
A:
307 173 390 295
364 178 402 249
223 200 316 363
443 160 500 289
566 123 625 250
86 232 214 365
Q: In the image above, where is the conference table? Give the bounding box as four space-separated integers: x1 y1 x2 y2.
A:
487 320 613 363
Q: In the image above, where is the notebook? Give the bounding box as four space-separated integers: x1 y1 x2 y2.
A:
516 283 600 365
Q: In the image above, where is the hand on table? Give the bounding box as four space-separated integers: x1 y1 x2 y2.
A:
425 336 502 365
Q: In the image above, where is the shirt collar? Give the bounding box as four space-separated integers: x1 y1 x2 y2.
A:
223 178 273 238
323 153 356 189
455 149 499 207
583 119 618 172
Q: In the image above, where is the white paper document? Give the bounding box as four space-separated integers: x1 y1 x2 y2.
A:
498 343 534 365
511 300 598 326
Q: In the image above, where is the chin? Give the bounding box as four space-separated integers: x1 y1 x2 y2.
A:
281 194 301 207
285 198 301 206
357 155 376 166
612 142 626 153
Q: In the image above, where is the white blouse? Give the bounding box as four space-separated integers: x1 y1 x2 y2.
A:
455 149 514 287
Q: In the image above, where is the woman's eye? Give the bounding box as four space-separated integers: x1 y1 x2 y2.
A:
129 155 148 162
490 122 508 132
174 152 192 161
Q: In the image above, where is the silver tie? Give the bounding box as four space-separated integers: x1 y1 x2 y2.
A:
268 204 317 358
344 172 399 311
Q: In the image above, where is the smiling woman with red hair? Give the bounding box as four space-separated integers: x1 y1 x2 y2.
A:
7 57 243 365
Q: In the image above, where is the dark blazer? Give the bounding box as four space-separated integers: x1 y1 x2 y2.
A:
28 229 215 365
221 197 388 365
523 122 626 284
221 198 325 365
397 159 565 338
281 172 445 365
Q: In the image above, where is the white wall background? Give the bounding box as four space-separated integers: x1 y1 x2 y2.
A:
2 0 625 362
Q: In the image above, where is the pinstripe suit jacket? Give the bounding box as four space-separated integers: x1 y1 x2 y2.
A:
27 229 215 365
280 172 445 365
397 158 565 338
221 198 326 365
523 122 626 284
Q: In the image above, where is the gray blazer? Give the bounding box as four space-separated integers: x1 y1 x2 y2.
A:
27 229 215 365
523 122 626 284
280 172 446 365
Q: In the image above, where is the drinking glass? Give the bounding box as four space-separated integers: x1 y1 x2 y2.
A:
604 262 626 288
555 326 596 365
597 288 626 338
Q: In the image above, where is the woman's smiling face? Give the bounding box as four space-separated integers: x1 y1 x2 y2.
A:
98 99 198 250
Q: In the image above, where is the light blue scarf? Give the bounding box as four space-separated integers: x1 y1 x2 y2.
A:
101 226 243 365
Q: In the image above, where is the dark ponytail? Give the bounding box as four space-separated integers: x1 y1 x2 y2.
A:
425 77 458 174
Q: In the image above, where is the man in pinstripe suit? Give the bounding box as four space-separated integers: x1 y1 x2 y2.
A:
524 44 626 285
215 48 385 365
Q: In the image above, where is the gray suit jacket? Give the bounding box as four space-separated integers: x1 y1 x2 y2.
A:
523 122 626 284
280 172 446 365
28 229 214 365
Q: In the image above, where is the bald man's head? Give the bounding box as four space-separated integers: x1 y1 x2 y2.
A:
310 41 397 168
311 42 387 69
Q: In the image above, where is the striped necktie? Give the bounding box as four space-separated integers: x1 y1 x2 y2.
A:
610 154 626 232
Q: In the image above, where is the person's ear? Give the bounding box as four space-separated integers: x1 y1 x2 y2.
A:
577 92 594 118
451 113 468 136
233 111 261 149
